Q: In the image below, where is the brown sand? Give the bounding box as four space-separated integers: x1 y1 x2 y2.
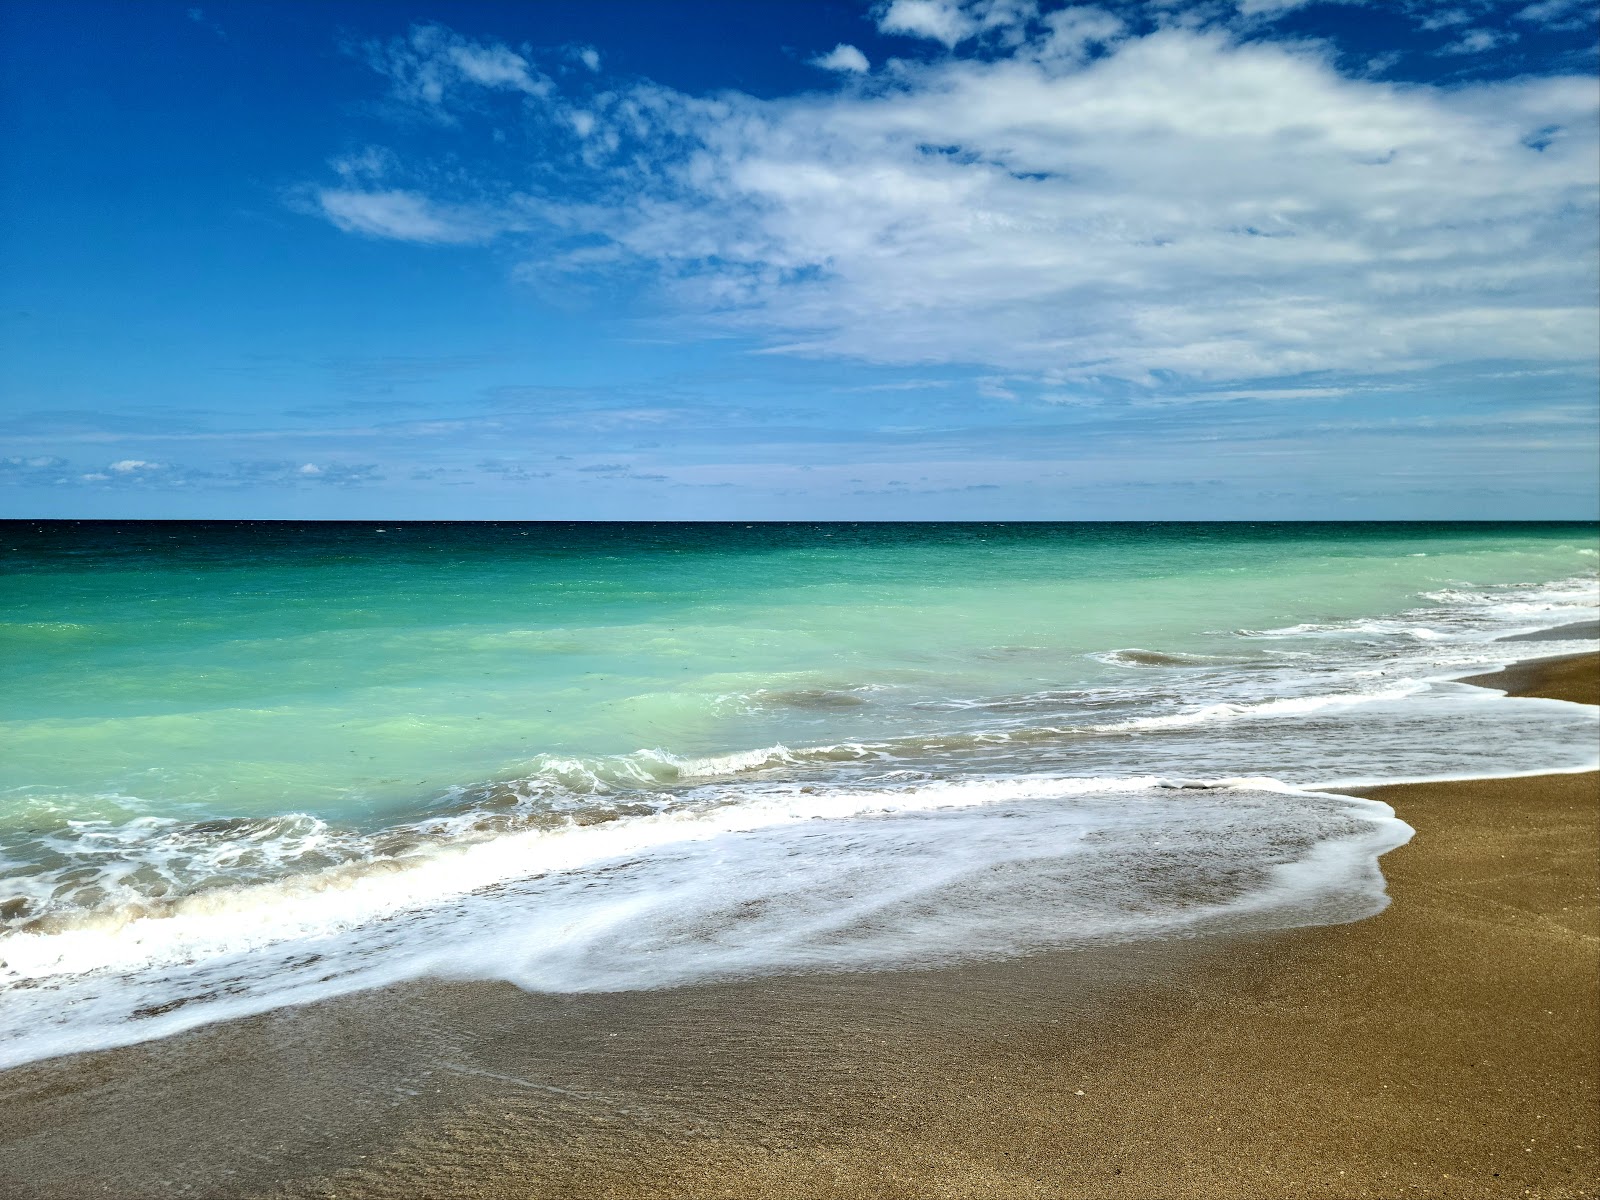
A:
1461 652 1600 707
1 655 1595 1200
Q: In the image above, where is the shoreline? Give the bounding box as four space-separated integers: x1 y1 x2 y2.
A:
0 653 1595 1199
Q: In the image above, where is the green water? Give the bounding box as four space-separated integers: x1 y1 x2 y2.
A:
1 521 1595 836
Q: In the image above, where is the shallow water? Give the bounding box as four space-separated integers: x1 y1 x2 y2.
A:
1 521 1596 1065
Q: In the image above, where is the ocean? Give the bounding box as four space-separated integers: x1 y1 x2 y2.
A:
1 520 1596 1067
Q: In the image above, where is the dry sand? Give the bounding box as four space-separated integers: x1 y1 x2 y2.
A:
1 654 1594 1200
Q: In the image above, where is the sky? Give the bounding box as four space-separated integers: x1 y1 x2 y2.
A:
1 0 1597 520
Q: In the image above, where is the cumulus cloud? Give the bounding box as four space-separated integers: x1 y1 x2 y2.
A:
875 0 1045 47
1038 6 1126 57
876 0 978 46
813 43 872 72
314 12 1600 391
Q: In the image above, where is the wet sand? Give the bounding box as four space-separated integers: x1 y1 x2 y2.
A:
1 654 1595 1199
1496 621 1600 644
1462 650 1600 706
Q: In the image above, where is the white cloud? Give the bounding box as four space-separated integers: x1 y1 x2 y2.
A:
813 43 872 73
579 46 601 72
875 0 1046 47
323 17 1600 390
596 30 1595 383
1039 6 1127 58
330 146 393 182
1515 0 1595 28
876 0 980 46
366 24 550 115
1437 27 1516 54
109 459 159 472
1416 7 1474 30
1234 0 1307 13
316 188 502 244
1234 0 1367 14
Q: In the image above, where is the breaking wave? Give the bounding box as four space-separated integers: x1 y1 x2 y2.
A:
1 564 1595 1069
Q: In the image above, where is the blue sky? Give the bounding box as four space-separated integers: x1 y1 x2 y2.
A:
1 0 1596 519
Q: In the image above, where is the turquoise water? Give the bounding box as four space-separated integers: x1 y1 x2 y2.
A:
4 521 1595 826
1 521 1596 1064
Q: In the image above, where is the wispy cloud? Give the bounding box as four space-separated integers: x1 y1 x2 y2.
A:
305 6 1598 393
185 6 227 42
0 456 72 487
315 189 504 244
1436 27 1517 55
1514 0 1597 30
364 23 552 117
2 457 385 490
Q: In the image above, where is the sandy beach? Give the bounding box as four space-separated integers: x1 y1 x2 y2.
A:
7 0 1596 1189
1 652 1594 1200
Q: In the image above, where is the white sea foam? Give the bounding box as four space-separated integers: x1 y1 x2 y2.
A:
3 774 1174 979
1 569 1596 1069
1094 681 1430 733
0 774 1411 1069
